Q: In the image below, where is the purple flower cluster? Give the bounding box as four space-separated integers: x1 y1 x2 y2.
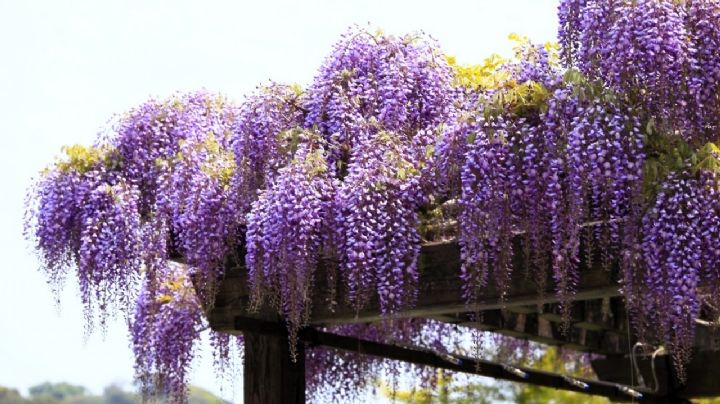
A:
246 139 336 356
686 0 720 135
306 319 464 402
557 0 720 372
459 122 518 302
27 28 459 401
446 49 644 322
253 28 453 323
336 130 427 313
168 127 239 302
304 27 453 162
434 93 484 197
112 93 206 214
640 170 720 381
231 84 306 214
25 16 720 398
26 169 89 289
544 90 644 319
558 0 720 140
131 263 204 403
557 0 587 66
77 180 142 329
26 148 142 331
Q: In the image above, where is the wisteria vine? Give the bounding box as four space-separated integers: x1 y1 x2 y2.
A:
23 8 720 400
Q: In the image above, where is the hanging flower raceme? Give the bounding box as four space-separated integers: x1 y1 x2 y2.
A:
25 165 90 288
641 174 703 381
535 84 643 322
169 128 240 303
336 130 433 314
686 0 720 136
131 263 205 404
434 94 485 198
77 180 142 328
640 163 720 381
246 134 337 356
557 0 587 66
603 0 688 121
306 319 465 403
25 144 142 331
459 120 519 303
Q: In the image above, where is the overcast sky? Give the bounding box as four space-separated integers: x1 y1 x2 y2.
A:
0 1 557 401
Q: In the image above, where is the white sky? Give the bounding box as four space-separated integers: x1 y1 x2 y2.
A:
0 0 557 402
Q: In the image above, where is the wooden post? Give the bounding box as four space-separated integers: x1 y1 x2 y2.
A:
243 330 305 404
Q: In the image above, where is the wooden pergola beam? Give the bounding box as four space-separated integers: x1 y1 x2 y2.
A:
313 285 622 325
233 316 668 403
457 308 629 355
202 231 719 402
209 240 621 330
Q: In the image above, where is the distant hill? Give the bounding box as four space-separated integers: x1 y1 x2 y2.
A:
0 382 231 404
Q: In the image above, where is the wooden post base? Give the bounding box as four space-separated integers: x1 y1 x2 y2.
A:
243 330 305 404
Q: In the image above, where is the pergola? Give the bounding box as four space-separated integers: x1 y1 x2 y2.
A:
201 227 720 403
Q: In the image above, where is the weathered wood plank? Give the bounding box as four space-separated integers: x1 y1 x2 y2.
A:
208 240 620 329
458 308 628 355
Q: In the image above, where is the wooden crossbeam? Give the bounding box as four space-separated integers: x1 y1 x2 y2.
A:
209 240 621 330
232 316 667 403
456 308 628 355
202 232 718 402
311 241 621 324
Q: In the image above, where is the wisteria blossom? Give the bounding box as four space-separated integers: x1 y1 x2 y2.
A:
24 10 720 399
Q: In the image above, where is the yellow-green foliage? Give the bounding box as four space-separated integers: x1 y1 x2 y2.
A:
446 53 509 90
277 128 307 159
171 132 237 187
290 83 304 96
195 132 237 188
378 369 509 404
279 128 330 178
691 142 720 174
203 93 231 115
447 35 554 116
512 348 609 404
490 80 550 115
642 118 720 196
155 270 196 307
301 148 329 178
446 32 558 94
508 32 560 68
51 144 120 175
375 132 420 181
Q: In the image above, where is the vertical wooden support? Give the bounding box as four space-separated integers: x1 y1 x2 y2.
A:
243 330 305 404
